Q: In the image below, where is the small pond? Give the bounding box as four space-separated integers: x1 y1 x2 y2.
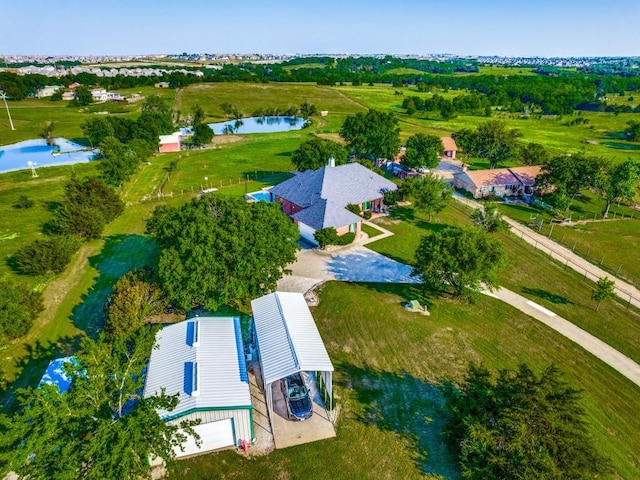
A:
601 141 640 151
0 138 97 173
207 116 305 135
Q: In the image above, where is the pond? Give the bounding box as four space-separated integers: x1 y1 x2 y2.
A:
0 138 97 174
207 116 306 135
601 141 640 151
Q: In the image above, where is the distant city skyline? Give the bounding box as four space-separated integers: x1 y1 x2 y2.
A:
4 0 640 57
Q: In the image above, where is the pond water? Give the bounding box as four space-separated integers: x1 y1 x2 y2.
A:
207 116 305 135
0 138 97 173
601 141 640 151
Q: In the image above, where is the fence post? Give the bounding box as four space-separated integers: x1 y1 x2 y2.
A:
617 264 622 274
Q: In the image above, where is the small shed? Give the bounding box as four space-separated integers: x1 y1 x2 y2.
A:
159 132 181 153
441 137 458 159
251 292 334 429
143 317 252 458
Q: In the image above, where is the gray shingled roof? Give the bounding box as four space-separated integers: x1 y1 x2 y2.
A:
292 198 362 230
271 163 397 229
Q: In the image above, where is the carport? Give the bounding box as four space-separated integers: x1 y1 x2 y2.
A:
251 291 334 430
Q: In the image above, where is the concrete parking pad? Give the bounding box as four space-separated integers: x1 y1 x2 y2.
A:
326 249 419 283
271 374 336 449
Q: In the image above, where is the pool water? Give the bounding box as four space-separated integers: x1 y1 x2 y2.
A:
247 191 273 202
0 138 97 173
208 116 305 135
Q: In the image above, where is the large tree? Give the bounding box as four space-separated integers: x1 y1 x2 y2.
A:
82 116 115 147
291 137 347 171
402 174 452 219
596 159 639 218
626 120 640 141
443 363 610 479
146 195 299 311
537 153 606 211
0 329 197 480
340 109 400 160
53 176 125 239
457 120 522 169
517 141 549 166
97 136 144 186
402 133 443 170
190 105 214 146
412 226 507 297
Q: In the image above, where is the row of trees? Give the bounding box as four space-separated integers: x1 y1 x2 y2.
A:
402 92 492 119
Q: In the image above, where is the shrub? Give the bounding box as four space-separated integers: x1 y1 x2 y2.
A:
363 211 372 220
13 195 35 209
336 232 356 245
0 281 44 341
13 236 80 275
314 227 339 248
346 203 361 215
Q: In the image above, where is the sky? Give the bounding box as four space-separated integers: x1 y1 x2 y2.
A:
3 0 640 57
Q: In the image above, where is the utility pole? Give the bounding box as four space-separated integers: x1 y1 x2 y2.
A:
0 90 15 130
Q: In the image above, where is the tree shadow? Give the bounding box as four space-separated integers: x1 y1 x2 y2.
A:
274 151 293 158
71 234 158 337
338 362 460 478
521 287 572 305
0 334 79 412
356 281 439 310
241 170 293 184
389 206 415 222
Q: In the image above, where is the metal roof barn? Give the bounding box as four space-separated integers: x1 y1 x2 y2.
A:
251 292 334 428
143 316 253 457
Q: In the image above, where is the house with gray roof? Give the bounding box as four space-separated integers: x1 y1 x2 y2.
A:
270 161 397 245
143 316 252 458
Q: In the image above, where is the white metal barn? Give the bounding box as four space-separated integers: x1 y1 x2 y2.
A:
251 292 334 427
143 316 253 458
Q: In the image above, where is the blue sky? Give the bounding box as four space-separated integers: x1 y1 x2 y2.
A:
4 0 639 57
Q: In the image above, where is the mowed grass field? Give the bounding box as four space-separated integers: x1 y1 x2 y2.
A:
172 281 640 480
0 81 638 477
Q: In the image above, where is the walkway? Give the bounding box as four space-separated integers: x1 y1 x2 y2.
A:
453 193 640 309
483 287 640 388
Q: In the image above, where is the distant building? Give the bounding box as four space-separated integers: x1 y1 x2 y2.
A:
159 132 181 152
62 91 76 101
441 136 458 159
36 85 63 98
91 88 108 101
453 165 542 198
155 81 170 88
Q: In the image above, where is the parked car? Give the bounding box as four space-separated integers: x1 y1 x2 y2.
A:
281 372 313 421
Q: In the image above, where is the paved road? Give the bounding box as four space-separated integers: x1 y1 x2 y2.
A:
483 287 640 387
453 193 640 309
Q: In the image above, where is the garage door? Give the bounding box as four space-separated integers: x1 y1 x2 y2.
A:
174 419 235 458
298 222 318 246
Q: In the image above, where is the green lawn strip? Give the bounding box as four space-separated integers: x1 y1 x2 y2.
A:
367 202 640 362
361 222 384 239
173 282 640 479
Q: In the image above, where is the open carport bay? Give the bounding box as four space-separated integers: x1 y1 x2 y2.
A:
270 373 336 449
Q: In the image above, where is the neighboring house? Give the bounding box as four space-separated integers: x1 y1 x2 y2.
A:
159 132 181 152
36 85 63 98
62 91 76 101
270 160 397 245
251 292 334 430
155 82 170 88
441 136 457 159
91 88 108 101
67 82 81 89
453 165 542 198
143 316 253 458
106 92 122 101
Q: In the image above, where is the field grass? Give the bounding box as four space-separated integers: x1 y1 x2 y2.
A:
172 281 640 480
175 83 366 122
361 222 383 239
367 201 640 363
0 86 175 145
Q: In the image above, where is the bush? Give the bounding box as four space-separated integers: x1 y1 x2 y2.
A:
13 236 80 275
0 281 44 341
346 203 361 216
13 195 35 209
336 232 356 245
363 211 372 220
314 227 339 248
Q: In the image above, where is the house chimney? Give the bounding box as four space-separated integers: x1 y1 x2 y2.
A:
328 157 335 168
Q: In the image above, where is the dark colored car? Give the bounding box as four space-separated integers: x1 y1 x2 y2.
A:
281 373 313 421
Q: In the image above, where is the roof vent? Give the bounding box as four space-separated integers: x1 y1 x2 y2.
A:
328 157 335 168
191 362 200 397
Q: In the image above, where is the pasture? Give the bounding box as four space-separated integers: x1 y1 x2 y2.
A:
0 80 638 478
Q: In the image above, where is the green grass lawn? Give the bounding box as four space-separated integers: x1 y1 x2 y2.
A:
361 222 383 239
172 281 640 480
367 201 640 363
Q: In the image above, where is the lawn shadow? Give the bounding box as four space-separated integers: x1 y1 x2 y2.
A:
521 287 572 305
338 362 460 479
71 234 158 337
1 334 79 412
389 206 415 222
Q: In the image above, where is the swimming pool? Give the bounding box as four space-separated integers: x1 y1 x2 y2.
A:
0 138 98 174
247 191 273 202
